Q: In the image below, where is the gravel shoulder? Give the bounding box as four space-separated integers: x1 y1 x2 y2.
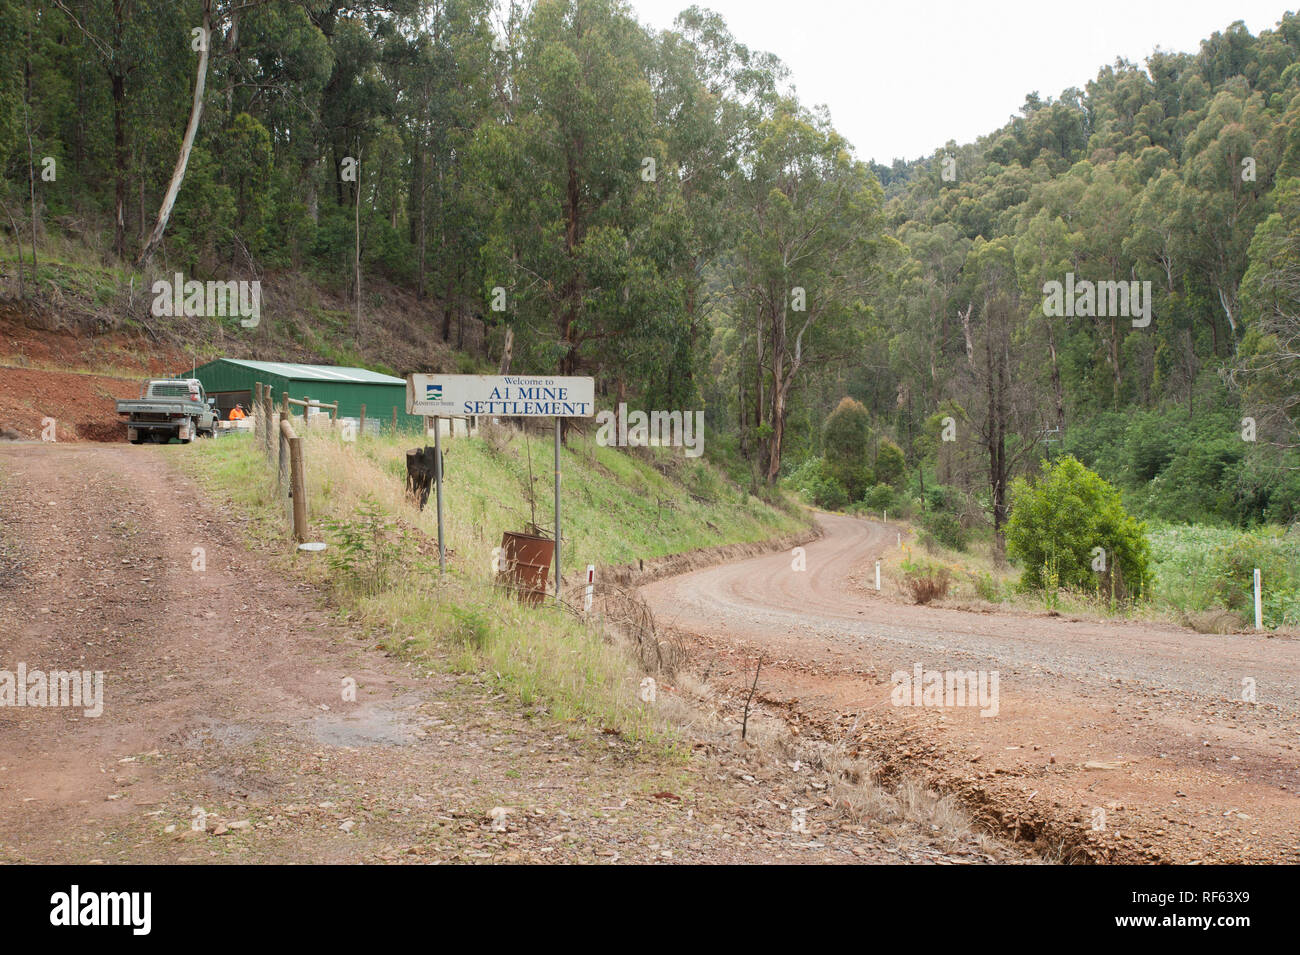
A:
642 512 1300 863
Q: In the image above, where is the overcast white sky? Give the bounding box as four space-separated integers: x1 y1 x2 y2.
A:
624 1 1295 164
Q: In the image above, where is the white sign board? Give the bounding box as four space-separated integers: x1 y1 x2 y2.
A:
407 374 595 418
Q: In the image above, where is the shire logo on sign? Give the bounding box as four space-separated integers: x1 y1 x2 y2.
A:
50 885 151 935
425 384 443 401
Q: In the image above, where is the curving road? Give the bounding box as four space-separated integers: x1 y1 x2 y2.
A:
642 512 1300 863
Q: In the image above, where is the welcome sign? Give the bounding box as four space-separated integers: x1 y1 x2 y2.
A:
407 374 595 418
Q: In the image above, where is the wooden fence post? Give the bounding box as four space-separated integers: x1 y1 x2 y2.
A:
391 406 397 435
277 415 288 490
359 403 366 438
254 382 263 443
289 433 307 542
279 417 307 542
263 386 275 457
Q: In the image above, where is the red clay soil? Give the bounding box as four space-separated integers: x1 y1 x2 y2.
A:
0 309 186 375
0 366 137 442
0 309 190 442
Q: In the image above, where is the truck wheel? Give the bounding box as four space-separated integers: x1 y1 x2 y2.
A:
130 438 143 445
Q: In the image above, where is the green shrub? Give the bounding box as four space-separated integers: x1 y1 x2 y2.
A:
684 460 724 503
824 398 874 500
1206 530 1300 626
322 496 410 596
788 457 850 510
445 604 493 650
969 570 1001 602
810 474 848 510
920 510 967 551
923 484 956 511
1137 439 1245 524
862 482 895 511
1124 413 1179 481
875 438 906 489
1006 455 1152 599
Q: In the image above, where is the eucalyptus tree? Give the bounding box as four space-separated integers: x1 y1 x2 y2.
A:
473 0 697 432
727 97 883 483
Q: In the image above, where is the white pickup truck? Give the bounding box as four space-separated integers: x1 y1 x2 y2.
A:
116 378 218 444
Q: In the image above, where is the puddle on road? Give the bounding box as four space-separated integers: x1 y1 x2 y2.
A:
173 699 424 752
308 702 417 748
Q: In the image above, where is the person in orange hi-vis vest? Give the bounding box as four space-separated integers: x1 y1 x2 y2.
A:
228 403 247 420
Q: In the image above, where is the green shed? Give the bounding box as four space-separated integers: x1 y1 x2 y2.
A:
188 358 422 431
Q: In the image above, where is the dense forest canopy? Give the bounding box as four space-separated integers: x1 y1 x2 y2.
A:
3 1 1300 531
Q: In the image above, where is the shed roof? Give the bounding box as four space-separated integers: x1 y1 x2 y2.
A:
214 359 405 385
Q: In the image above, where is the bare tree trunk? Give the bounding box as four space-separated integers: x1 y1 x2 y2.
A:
137 155 145 243
1108 314 1121 407
24 74 37 273
112 64 127 259
986 301 1011 559
415 158 426 299
1046 323 1064 435
497 325 513 374
766 382 787 484
737 349 747 458
441 274 453 342
753 322 764 466
137 0 212 269
23 0 38 273
986 315 1004 558
959 303 974 365
354 145 363 338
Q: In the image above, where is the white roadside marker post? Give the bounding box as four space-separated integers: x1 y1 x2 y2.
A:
1254 568 1262 630
875 560 881 592
584 564 595 612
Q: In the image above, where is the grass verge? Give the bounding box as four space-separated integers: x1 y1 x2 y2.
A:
865 512 1300 631
179 422 805 753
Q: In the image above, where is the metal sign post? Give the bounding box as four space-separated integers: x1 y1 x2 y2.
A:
434 416 445 574
554 418 562 606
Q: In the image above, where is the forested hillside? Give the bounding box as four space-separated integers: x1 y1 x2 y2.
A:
848 15 1300 533
2 1 1299 535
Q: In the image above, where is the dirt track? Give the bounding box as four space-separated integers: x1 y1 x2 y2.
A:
642 512 1300 863
0 442 1010 864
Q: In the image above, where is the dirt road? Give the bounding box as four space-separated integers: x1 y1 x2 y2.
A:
642 512 1300 863
0 443 1006 863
